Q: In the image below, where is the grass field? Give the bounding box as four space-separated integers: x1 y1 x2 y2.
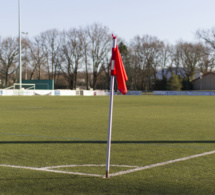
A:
0 96 215 194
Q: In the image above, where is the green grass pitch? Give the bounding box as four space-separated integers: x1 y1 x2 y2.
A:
0 96 215 194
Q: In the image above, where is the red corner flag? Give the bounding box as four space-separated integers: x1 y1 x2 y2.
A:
111 36 128 95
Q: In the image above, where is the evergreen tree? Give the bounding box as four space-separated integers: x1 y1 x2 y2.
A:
167 73 182 90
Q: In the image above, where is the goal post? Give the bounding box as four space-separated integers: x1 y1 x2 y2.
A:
5 83 35 90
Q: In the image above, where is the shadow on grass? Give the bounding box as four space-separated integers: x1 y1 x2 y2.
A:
0 140 215 144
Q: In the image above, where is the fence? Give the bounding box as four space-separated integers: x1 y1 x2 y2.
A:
153 91 215 96
0 90 143 96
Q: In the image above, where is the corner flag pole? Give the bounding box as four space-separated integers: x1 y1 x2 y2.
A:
18 0 22 90
106 35 116 178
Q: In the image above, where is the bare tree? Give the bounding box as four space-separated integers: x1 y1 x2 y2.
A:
196 28 215 50
130 36 142 89
173 42 205 89
160 43 173 79
198 52 215 73
86 23 111 89
28 37 47 80
130 35 164 90
196 28 215 72
21 36 30 80
39 29 61 83
98 57 111 89
60 28 85 89
82 29 90 90
0 37 19 87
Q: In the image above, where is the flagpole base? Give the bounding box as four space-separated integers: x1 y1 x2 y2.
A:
106 171 109 178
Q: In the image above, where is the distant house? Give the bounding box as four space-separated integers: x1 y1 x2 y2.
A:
192 72 215 90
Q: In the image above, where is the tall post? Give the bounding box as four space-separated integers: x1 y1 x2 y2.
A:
106 36 117 178
19 0 22 89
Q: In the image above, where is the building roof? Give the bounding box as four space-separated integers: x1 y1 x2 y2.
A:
192 72 215 82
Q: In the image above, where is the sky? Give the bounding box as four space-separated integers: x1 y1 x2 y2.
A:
1 0 215 44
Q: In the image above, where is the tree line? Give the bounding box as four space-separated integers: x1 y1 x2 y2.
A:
0 23 215 90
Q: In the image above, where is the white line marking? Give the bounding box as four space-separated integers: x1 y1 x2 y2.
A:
109 150 215 177
0 150 214 178
0 164 104 178
44 164 139 169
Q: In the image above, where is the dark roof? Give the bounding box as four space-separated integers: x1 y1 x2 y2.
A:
192 72 215 82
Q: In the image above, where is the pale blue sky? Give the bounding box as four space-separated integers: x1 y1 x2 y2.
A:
1 0 215 44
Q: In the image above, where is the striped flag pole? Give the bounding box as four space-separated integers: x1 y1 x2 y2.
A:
106 35 117 178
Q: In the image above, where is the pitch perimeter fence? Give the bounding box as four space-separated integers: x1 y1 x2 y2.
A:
1 90 215 96
153 91 215 96
0 90 142 96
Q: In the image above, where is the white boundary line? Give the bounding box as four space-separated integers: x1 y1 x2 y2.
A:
109 150 215 177
0 164 104 178
44 164 139 169
0 150 215 178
